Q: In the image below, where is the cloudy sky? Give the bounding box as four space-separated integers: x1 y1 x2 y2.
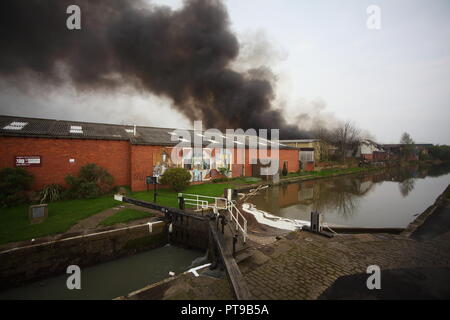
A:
1 0 449 144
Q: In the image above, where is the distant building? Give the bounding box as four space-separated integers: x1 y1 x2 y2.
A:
280 139 337 170
356 139 386 162
381 143 432 161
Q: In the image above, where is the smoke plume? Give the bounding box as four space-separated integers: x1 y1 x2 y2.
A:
0 0 309 139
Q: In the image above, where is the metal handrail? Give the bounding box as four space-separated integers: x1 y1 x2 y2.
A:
184 199 209 210
180 193 228 211
179 193 247 243
227 200 247 243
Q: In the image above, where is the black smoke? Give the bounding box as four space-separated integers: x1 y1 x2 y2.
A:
0 0 309 139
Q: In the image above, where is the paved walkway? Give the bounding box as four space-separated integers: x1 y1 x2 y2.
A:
240 230 450 299
125 227 450 300
67 203 161 233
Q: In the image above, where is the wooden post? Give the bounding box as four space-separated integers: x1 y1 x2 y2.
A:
232 234 238 257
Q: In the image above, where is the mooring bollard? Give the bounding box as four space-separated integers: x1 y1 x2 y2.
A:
178 194 185 210
216 214 220 230
303 211 334 238
310 211 322 233
221 215 227 234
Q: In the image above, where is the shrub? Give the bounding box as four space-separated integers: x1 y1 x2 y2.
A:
65 175 99 199
160 168 191 192
212 177 229 183
282 162 288 176
78 163 114 194
0 167 34 207
65 164 114 199
218 167 231 177
40 184 65 203
429 145 450 162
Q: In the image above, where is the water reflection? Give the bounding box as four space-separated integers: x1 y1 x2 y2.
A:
249 164 450 228
399 179 415 197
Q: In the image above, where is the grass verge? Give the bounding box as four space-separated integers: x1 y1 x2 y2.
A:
100 208 155 226
281 166 379 180
0 196 121 245
0 182 231 245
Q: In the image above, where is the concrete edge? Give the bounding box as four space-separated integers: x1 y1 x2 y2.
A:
0 221 165 255
401 184 450 238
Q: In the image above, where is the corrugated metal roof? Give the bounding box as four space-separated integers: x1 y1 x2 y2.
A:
0 115 297 149
280 139 320 143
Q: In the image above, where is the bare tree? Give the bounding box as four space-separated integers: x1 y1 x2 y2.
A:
400 132 415 160
310 126 333 161
331 121 361 161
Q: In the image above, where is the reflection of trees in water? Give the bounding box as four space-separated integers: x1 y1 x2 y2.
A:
384 164 450 182
254 164 449 220
384 166 416 182
398 179 415 197
420 164 450 177
307 165 450 217
309 178 363 221
331 189 360 220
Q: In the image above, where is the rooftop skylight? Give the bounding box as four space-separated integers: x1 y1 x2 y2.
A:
70 125 83 134
3 121 28 130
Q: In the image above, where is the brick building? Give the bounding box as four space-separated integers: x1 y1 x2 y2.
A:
0 115 300 191
356 139 386 162
280 139 332 171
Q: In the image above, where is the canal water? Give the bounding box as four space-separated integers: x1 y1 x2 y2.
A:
249 165 450 228
0 245 202 300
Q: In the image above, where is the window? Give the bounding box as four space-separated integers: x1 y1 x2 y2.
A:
300 150 314 162
182 148 193 170
183 161 192 170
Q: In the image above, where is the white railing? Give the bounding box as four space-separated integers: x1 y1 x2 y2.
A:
179 193 247 243
227 200 247 243
179 193 228 211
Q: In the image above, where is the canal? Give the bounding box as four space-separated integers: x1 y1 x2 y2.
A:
249 165 450 228
0 245 202 300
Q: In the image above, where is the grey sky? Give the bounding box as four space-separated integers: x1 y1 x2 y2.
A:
0 0 449 144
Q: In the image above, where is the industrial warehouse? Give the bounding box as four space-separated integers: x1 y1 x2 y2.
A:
0 115 300 191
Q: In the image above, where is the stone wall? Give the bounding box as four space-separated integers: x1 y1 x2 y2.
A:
0 221 167 291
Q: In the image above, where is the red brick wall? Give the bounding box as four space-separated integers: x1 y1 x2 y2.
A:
232 148 299 176
0 136 300 192
279 149 299 172
305 162 315 172
0 137 131 190
130 145 161 191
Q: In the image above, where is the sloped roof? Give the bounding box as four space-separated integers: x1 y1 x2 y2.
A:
0 115 297 149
